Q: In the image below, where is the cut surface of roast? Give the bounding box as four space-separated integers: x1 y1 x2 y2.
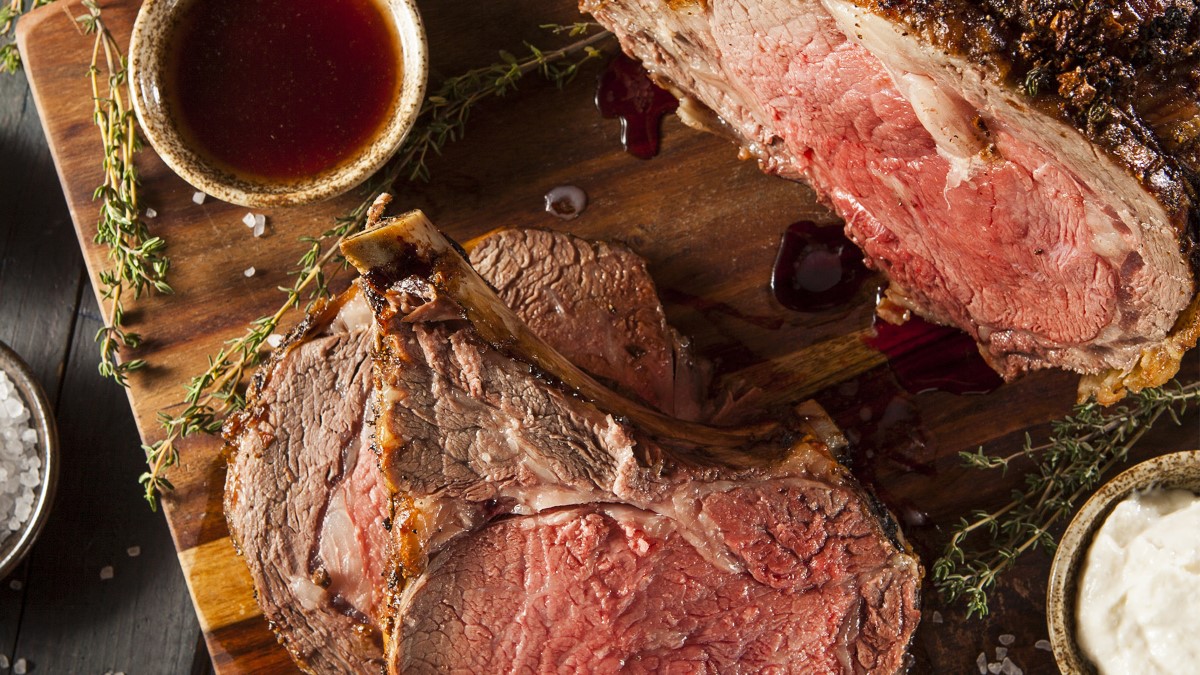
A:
342 212 922 675
583 0 1200 401
224 226 714 672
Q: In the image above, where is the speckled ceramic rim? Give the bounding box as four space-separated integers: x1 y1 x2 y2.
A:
128 0 428 208
0 340 60 580
1047 450 1200 674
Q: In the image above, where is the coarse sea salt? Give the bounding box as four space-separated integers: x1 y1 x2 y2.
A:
0 370 41 545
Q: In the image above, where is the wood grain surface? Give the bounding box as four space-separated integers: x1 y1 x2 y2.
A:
0 43 212 673
16 0 1200 673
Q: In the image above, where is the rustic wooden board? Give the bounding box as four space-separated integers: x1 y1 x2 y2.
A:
16 0 1200 673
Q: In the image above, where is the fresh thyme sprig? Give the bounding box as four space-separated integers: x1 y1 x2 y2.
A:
139 25 613 508
933 379 1200 618
79 0 171 386
0 0 51 74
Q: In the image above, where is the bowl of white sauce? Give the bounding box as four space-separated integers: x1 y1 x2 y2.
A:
1048 451 1200 674
0 340 58 579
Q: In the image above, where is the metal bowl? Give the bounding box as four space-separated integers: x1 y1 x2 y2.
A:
1047 450 1200 674
0 340 59 579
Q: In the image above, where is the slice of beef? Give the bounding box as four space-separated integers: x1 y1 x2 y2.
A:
583 0 1200 402
225 219 710 672
469 229 709 420
341 212 921 675
224 288 387 673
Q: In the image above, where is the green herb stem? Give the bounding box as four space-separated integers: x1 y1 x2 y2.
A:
79 0 171 386
934 379 1200 618
140 25 613 508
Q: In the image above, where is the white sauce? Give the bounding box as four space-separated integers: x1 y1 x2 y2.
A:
1077 488 1200 674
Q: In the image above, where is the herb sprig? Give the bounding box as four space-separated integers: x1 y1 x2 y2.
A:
0 0 51 74
79 0 171 386
139 25 612 508
933 379 1200 618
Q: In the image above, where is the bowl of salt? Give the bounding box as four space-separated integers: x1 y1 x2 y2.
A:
0 340 58 579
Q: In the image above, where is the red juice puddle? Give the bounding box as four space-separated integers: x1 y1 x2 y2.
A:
771 221 870 312
596 54 678 159
865 314 1004 396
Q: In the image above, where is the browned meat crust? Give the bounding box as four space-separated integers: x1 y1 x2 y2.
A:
860 0 1200 259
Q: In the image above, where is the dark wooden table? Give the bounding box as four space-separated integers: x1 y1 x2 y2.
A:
0 62 213 674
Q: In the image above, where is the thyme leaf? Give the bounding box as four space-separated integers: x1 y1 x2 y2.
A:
0 0 51 75
80 0 171 386
140 25 613 509
933 379 1200 618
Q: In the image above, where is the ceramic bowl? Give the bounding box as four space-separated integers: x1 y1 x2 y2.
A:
0 340 59 580
1047 450 1200 674
128 0 428 208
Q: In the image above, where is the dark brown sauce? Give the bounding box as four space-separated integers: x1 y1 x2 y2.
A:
596 54 678 159
865 314 1004 395
771 221 870 312
166 0 400 182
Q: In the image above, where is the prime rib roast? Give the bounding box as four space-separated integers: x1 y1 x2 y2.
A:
225 207 921 673
583 0 1200 403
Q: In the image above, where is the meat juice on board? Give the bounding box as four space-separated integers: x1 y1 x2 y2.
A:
165 0 401 182
596 54 678 159
770 220 1002 395
771 220 870 312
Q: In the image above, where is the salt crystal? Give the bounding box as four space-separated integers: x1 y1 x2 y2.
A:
0 654 7 668
244 267 256 278
0 364 42 550
995 647 1007 659
126 546 141 558
987 662 1002 674
252 214 267 238
144 207 157 219
13 657 26 674
977 653 987 674
100 565 114 580
931 611 943 624
9 579 21 590
192 191 207 204
1034 639 1052 652
266 334 284 349
242 212 257 228
998 634 1015 646
1000 657 1021 675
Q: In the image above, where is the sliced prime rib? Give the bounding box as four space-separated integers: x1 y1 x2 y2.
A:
341 212 921 674
583 0 1200 403
224 214 715 671
223 287 390 673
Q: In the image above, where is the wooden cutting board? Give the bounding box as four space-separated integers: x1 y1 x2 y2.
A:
17 0 1200 672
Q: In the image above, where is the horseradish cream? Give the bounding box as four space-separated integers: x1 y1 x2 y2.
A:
1076 488 1200 674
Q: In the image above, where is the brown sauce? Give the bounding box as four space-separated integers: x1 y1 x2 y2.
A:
165 0 401 182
